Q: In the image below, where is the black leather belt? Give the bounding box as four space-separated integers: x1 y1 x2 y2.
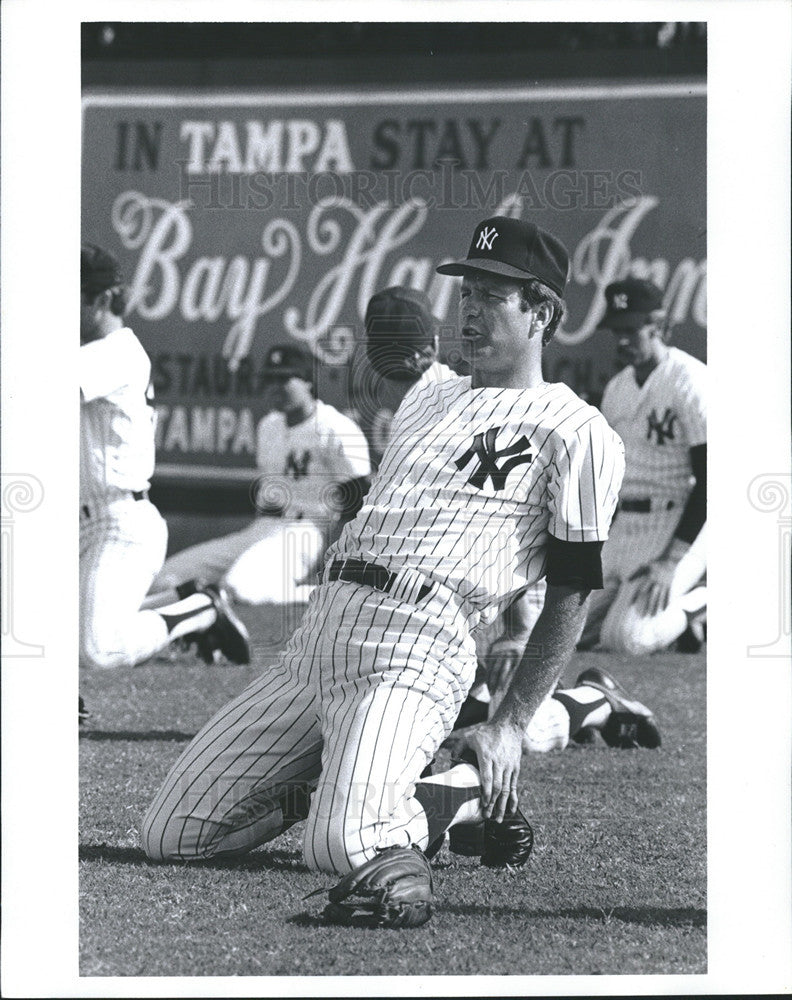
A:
81 491 148 519
619 498 675 513
328 558 433 602
257 508 304 520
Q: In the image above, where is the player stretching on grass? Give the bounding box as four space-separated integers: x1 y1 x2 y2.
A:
578 277 707 654
145 343 371 607
79 244 250 696
142 218 651 929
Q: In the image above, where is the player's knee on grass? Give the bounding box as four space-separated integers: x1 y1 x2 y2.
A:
80 624 134 670
141 778 298 862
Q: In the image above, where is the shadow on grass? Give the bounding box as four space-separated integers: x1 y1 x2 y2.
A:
79 843 307 873
79 730 196 742
283 904 706 931
443 902 706 928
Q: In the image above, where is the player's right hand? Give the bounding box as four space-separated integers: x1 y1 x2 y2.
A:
443 720 524 823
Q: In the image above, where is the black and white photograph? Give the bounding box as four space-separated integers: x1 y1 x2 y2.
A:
1 2 790 996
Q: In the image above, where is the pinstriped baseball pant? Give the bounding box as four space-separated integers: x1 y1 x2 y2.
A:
141 578 479 874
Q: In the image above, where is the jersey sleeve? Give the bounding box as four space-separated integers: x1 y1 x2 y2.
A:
674 359 707 448
547 415 625 542
80 329 150 402
326 414 372 479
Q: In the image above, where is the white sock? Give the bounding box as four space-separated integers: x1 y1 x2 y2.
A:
158 593 217 640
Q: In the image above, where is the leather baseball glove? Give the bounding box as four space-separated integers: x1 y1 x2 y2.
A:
322 845 433 929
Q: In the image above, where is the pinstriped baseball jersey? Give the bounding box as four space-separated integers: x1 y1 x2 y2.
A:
255 400 371 520
80 327 156 506
330 362 625 617
600 346 706 504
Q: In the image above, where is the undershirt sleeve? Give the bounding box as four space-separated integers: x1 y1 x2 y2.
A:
545 536 605 590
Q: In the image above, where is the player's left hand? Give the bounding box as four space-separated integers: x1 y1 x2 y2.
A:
442 720 524 823
629 558 676 617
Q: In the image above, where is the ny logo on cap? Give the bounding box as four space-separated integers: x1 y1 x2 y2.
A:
271 350 283 364
612 293 629 310
475 226 499 251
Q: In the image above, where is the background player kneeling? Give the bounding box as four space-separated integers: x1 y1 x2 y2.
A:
79 243 250 702
578 277 706 655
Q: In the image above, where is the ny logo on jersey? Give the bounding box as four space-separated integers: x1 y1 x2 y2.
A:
475 226 499 251
286 449 311 478
646 407 678 445
454 427 533 491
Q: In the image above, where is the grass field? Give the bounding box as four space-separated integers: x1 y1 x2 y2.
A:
79 603 706 978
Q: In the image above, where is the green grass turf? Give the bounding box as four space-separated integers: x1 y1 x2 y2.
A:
80 604 706 977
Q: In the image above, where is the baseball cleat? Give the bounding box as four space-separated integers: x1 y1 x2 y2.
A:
571 724 598 745
448 821 485 857
481 806 535 868
575 667 661 749
79 695 90 726
197 584 251 665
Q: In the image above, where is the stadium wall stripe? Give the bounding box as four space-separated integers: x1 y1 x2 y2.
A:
81 81 706 109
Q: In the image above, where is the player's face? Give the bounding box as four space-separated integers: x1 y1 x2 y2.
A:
263 375 313 413
458 272 535 381
607 319 660 368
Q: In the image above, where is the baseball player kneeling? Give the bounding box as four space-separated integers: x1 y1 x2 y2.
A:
79 245 250 689
142 217 629 929
365 287 658 753
578 277 707 655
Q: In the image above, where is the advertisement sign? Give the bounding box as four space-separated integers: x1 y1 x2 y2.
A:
82 83 706 478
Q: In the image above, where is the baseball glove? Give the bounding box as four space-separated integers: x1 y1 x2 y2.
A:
322 845 433 929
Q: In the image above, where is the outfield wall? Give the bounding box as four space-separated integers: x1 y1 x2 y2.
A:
82 77 705 490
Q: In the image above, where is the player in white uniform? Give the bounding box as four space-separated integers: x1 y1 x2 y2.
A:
579 277 707 654
141 218 630 924
147 344 371 606
365 286 658 754
79 244 250 680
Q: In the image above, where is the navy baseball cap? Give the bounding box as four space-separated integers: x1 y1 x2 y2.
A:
81 242 123 296
599 277 665 328
436 216 569 296
262 343 314 382
364 286 437 346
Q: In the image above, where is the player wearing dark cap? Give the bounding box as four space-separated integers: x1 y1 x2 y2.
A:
364 285 439 383
142 217 639 929
146 341 371 606
578 276 707 653
79 243 251 691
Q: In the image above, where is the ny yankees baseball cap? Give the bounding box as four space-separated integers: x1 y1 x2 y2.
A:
599 277 665 328
365 286 437 346
436 216 569 296
81 242 124 296
262 343 315 382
